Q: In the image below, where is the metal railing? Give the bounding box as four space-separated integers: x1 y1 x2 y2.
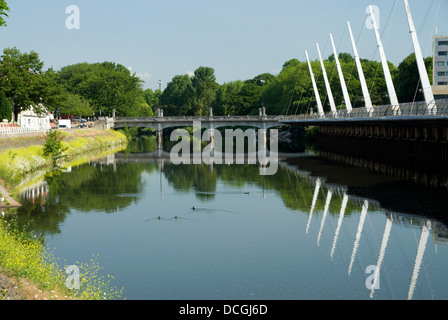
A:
115 115 282 122
279 100 448 121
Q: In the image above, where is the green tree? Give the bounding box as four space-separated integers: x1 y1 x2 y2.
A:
394 53 432 103
142 88 160 111
0 90 12 121
0 47 52 119
160 74 194 115
43 130 69 170
0 0 9 27
56 62 145 117
212 80 245 115
59 92 95 117
190 66 220 116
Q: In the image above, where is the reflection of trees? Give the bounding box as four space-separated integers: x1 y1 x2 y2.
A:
13 162 154 236
12 158 365 237
162 162 361 214
163 164 218 201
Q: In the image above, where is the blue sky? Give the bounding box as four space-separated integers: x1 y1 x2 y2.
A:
1 0 447 90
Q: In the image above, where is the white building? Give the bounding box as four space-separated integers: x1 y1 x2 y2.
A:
17 105 52 130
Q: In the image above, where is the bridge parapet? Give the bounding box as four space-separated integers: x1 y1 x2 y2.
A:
280 100 448 122
112 115 284 130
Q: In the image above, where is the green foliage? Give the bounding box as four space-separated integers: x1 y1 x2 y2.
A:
0 48 66 119
190 66 220 116
0 90 12 121
394 53 433 103
43 130 69 170
58 92 94 117
0 0 9 27
56 62 145 117
160 74 194 115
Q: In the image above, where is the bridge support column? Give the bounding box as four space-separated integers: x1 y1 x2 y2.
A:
258 128 267 150
156 130 163 150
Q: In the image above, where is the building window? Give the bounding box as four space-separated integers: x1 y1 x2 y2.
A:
439 51 448 56
438 82 448 85
439 72 448 76
436 61 445 66
439 41 448 46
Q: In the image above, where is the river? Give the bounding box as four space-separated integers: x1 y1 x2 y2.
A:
9 138 448 300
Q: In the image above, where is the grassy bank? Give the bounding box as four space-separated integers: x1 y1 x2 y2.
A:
0 218 123 300
0 129 127 300
0 129 127 193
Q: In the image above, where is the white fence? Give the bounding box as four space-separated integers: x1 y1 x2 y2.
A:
0 125 50 137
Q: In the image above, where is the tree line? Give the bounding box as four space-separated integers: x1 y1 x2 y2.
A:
0 45 432 121
0 0 433 120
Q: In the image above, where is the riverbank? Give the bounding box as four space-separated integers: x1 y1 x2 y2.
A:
0 129 127 206
0 128 127 300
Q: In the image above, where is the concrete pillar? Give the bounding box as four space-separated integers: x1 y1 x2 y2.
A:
258 128 267 151
209 108 213 117
112 109 116 119
156 130 163 150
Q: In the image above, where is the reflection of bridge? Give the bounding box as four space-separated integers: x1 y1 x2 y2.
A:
281 160 446 300
76 151 448 299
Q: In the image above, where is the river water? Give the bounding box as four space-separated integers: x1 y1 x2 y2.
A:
11 141 448 300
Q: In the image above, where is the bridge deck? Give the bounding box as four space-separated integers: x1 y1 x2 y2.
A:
279 101 448 127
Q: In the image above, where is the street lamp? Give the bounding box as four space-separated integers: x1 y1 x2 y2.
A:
260 79 266 107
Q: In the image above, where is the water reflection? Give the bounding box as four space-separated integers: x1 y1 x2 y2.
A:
10 151 448 300
296 172 445 300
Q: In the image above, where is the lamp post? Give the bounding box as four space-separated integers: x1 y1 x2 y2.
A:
260 79 265 107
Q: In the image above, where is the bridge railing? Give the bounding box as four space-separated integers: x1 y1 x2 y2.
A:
115 115 282 122
279 100 448 121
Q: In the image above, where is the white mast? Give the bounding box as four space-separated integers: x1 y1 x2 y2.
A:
370 216 393 298
369 5 399 107
330 193 348 260
403 0 436 111
347 21 373 111
348 200 369 275
306 177 321 234
317 189 333 247
330 33 353 112
316 42 337 113
305 50 325 115
408 220 431 300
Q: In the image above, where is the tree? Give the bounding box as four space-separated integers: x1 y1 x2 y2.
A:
142 88 159 110
394 53 432 103
0 0 9 27
0 47 51 120
212 80 245 115
0 90 12 121
43 130 68 170
190 66 220 116
59 92 94 117
56 62 145 117
160 74 194 115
